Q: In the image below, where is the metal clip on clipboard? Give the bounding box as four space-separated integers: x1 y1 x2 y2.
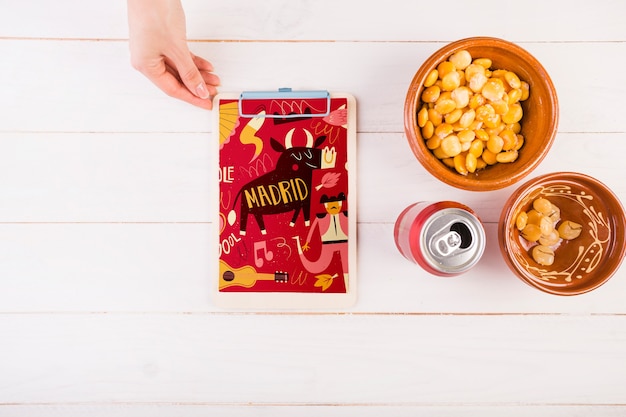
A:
238 88 331 119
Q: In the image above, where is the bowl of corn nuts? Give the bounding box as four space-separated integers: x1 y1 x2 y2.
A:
404 37 559 191
498 172 626 295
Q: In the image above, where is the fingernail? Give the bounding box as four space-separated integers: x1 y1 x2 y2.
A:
196 83 210 99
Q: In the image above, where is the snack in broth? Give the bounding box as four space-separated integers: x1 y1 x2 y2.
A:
417 49 530 175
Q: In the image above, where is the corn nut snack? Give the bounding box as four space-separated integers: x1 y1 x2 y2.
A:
417 49 530 175
516 197 583 266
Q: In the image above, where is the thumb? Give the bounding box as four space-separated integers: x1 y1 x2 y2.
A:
173 51 210 99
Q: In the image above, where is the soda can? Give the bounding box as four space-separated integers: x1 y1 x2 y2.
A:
394 201 486 276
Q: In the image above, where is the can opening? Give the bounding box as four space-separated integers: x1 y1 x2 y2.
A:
450 222 472 249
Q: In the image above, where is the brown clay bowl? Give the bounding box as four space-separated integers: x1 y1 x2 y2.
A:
498 172 626 295
404 37 559 191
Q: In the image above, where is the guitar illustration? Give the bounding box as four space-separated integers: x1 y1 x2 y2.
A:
219 260 288 290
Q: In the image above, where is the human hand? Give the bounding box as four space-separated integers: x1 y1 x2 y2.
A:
127 0 220 110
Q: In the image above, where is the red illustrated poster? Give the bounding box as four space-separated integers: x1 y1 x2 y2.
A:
213 91 357 308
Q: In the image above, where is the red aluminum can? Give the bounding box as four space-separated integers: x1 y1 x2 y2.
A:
394 201 486 276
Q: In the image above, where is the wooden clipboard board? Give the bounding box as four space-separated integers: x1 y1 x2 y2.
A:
211 89 357 308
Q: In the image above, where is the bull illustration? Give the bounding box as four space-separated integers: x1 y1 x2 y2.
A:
228 128 327 235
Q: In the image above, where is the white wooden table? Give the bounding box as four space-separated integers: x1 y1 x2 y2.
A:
1 1 625 415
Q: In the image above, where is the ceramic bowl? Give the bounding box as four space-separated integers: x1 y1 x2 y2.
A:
404 37 559 191
498 172 626 295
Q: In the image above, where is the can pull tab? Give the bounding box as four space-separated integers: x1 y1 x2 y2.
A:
433 231 462 257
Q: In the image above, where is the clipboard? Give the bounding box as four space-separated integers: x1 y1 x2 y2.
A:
211 89 357 309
